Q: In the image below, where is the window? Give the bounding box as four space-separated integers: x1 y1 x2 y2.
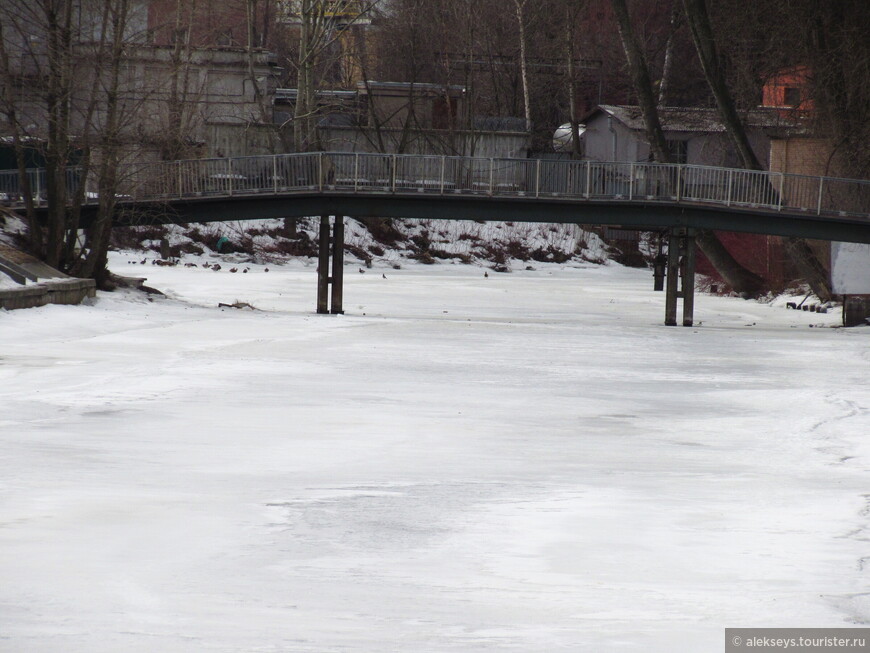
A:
170 27 189 45
783 87 801 107
666 139 688 164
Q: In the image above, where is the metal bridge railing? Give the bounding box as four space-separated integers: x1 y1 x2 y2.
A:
2 152 869 221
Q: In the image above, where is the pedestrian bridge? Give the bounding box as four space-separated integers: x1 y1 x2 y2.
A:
3 152 869 325
4 151 870 243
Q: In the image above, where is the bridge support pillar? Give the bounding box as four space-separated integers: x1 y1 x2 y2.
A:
316 215 345 315
664 228 696 327
331 216 344 314
317 215 330 314
682 229 696 326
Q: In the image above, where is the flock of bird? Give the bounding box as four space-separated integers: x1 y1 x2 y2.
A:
129 257 491 278
128 258 265 274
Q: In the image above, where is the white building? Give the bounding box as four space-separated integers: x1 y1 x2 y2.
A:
579 105 798 167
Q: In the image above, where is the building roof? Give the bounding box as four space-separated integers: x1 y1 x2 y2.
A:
473 116 527 132
586 105 800 134
275 89 357 102
356 81 465 96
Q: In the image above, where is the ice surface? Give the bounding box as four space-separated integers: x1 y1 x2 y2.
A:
1 253 868 652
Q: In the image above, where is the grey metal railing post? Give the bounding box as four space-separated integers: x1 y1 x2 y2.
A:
629 163 634 200
726 169 733 206
535 159 541 198
354 153 359 192
439 156 446 194
318 152 323 191
226 158 233 196
391 154 396 192
777 172 784 211
817 176 824 215
273 155 278 193
177 161 183 198
676 165 682 202
488 158 494 196
585 160 591 199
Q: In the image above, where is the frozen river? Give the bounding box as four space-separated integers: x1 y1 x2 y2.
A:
1 254 868 652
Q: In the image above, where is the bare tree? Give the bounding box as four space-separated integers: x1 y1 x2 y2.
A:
611 0 764 296
682 0 832 300
611 0 669 163
512 0 531 132
657 1 681 106
75 0 131 283
288 0 376 151
43 0 76 269
245 0 290 152
157 0 203 160
0 0 84 269
680 0 761 170
0 18 40 253
562 1 587 158
0 0 148 285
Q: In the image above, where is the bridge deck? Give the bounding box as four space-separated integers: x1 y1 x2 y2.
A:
3 152 869 242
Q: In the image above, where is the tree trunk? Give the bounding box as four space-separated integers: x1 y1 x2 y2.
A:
43 0 75 269
783 238 832 302
66 0 115 271
682 0 832 300
292 0 369 152
658 2 681 106
165 2 185 160
0 22 41 253
513 0 532 133
695 229 764 297
612 0 764 296
461 1 480 156
611 0 670 164
245 0 281 154
164 0 196 160
79 0 129 286
294 0 317 151
681 0 762 171
565 3 582 158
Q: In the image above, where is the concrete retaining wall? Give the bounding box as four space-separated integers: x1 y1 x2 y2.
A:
0 278 96 310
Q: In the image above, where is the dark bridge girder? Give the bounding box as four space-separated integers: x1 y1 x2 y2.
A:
82 191 870 244
58 191 870 327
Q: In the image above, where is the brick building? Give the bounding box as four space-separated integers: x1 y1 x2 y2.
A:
761 66 814 119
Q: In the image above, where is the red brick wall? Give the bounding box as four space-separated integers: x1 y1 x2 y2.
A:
696 232 787 288
761 66 814 118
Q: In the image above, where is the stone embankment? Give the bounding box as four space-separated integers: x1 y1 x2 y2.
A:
0 243 96 310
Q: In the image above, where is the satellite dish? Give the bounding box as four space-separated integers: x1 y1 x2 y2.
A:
553 122 586 152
